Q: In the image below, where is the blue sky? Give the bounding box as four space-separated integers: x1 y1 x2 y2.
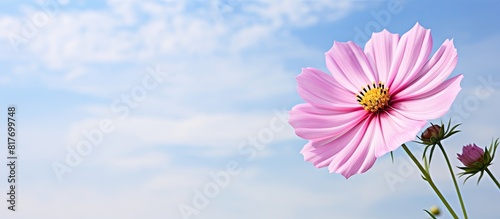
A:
0 0 499 218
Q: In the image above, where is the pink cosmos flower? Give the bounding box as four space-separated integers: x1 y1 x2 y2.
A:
289 23 463 178
457 144 484 167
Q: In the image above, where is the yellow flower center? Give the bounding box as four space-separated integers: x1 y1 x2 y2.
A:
356 82 390 113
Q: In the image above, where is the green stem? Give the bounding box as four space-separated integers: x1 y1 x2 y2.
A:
401 144 459 219
485 168 500 189
437 142 468 219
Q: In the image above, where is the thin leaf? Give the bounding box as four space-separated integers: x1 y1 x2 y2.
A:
490 138 499 160
463 173 477 184
424 209 438 219
422 145 430 160
429 145 436 165
477 171 485 185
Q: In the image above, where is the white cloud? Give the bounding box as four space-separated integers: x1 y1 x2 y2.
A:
15 185 185 219
244 0 355 27
107 153 169 170
65 110 293 151
64 66 86 81
1 0 360 67
0 0 366 114
0 15 21 47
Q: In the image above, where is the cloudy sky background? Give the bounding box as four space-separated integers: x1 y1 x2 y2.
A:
0 0 499 218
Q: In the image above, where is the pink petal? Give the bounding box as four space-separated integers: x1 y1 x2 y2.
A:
300 122 360 169
369 115 390 157
375 110 427 157
329 115 378 178
300 117 370 177
325 41 376 93
388 23 433 93
394 39 458 99
391 75 463 121
296 67 359 109
317 110 426 177
289 103 367 144
364 29 400 84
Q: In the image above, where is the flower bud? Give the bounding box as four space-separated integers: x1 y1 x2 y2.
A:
457 140 498 184
421 124 442 143
429 205 440 216
457 144 484 167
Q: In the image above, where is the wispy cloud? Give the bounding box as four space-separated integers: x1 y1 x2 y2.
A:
1 1 500 219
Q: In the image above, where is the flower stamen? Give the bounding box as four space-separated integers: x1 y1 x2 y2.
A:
357 82 390 113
